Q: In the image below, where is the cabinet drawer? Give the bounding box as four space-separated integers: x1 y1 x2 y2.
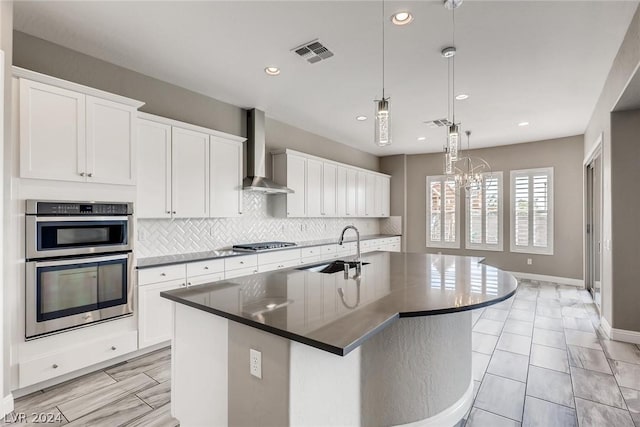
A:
188 272 225 287
19 331 137 388
138 264 186 285
186 259 225 278
301 246 323 258
388 243 401 252
257 249 301 265
320 245 337 257
389 237 401 245
258 258 300 273
225 267 258 279
225 255 258 271
300 255 323 265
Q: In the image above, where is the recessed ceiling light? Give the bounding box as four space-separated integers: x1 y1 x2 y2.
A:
391 11 413 26
455 94 469 100
518 121 530 127
356 115 368 121
417 137 427 141
264 67 280 76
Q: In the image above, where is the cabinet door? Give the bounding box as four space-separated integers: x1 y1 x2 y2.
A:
382 176 391 217
365 173 376 217
138 279 185 348
172 127 210 218
346 168 358 217
322 162 337 217
286 155 306 217
210 136 243 217
137 119 172 219
336 166 347 217
356 171 367 217
86 96 136 185
374 175 383 218
306 158 323 217
19 79 86 182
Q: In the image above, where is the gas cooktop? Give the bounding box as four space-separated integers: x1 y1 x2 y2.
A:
232 241 297 252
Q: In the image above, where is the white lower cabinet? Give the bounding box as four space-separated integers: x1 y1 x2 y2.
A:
138 278 185 348
188 272 225 286
225 267 259 279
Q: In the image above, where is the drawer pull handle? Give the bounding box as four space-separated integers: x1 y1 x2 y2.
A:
240 261 244 264
172 211 177 214
52 364 58 369
79 172 85 177
166 211 171 214
204 266 209 270
160 273 166 276
111 346 117 351
187 282 192 287
88 173 93 177
181 283 187 287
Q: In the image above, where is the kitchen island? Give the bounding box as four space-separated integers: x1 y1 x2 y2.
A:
162 252 517 427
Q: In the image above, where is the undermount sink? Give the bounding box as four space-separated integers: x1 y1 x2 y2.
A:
297 260 370 274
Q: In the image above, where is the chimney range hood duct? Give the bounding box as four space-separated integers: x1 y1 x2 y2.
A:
243 109 294 194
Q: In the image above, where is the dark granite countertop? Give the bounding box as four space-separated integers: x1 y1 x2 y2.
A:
136 234 401 269
161 252 517 356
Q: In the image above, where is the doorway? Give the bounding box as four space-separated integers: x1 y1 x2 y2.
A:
585 148 602 309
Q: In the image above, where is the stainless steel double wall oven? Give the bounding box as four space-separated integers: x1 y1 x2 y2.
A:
25 200 134 339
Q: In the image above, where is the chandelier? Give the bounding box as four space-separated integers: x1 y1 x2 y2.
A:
446 131 491 193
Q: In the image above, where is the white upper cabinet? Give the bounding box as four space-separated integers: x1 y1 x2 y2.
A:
210 136 243 217
273 153 306 217
19 79 86 182
365 173 376 217
346 168 358 217
171 127 210 218
381 175 391 217
137 119 172 219
356 171 367 217
17 72 143 185
336 166 347 217
322 162 337 217
86 96 137 185
306 158 323 217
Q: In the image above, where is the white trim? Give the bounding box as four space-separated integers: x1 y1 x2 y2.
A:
426 175 460 249
510 167 554 255
508 271 584 287
395 379 473 427
12 66 145 108
138 111 246 143
271 148 391 178
465 171 504 252
1 394 14 417
600 317 640 345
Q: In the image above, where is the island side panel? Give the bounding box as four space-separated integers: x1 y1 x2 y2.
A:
228 322 290 426
172 303 229 426
360 312 473 426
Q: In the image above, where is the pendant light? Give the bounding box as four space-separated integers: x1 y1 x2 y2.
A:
454 131 492 194
374 0 391 147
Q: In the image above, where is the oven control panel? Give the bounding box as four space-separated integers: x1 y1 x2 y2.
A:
28 201 133 215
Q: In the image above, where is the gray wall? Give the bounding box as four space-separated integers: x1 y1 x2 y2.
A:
379 155 407 251
384 135 584 279
584 4 640 330
12 31 379 173
610 109 640 332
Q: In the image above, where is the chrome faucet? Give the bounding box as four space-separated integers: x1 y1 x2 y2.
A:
338 225 362 275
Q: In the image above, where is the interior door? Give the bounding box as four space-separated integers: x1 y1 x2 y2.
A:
585 154 602 308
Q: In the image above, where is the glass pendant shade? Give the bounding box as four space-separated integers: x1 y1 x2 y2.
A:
375 98 391 146
444 151 454 174
448 124 459 160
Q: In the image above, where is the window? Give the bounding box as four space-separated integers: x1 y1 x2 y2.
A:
466 172 503 251
426 175 459 248
510 167 554 255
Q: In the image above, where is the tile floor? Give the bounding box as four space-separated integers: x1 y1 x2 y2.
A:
1 347 177 427
461 279 640 427
2 279 639 427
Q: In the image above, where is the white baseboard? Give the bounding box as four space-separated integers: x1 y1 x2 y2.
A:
508 272 584 287
398 379 473 427
601 316 640 345
1 394 14 417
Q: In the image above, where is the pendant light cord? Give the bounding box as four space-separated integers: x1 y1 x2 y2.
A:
382 0 385 99
452 7 456 124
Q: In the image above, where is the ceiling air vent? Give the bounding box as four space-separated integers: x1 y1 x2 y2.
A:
292 39 334 64
424 118 452 129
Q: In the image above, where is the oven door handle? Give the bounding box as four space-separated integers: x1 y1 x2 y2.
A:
33 216 130 222
32 253 130 267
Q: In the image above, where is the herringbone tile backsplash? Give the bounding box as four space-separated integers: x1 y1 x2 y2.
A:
136 193 381 257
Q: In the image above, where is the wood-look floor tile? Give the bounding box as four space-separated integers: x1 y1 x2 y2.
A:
136 380 171 409
567 345 612 374
123 403 179 427
58 373 157 421
13 371 116 415
530 344 569 374
487 350 529 382
611 360 640 391
145 362 171 383
466 407 521 427
472 332 499 355
475 374 526 421
601 340 640 364
522 396 577 427
105 348 171 381
575 397 635 427
571 366 627 409
526 365 574 408
65 395 152 427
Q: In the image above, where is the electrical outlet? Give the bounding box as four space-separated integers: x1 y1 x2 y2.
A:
250 349 262 379
527 258 533 265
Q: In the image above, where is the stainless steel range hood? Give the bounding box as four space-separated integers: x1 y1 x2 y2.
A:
243 109 294 194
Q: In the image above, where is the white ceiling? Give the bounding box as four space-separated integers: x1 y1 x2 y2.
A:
13 1 638 155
